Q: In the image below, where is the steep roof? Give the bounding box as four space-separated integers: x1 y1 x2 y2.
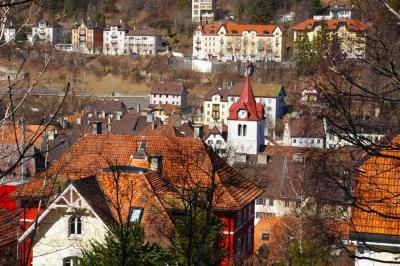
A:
352 133 400 236
14 134 263 211
293 18 368 31
288 115 325 138
228 74 264 121
149 82 186 95
0 208 18 247
201 23 279 36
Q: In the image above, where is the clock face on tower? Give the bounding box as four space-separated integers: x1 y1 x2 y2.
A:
238 109 248 119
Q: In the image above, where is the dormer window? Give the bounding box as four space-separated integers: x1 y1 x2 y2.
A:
139 141 147 151
263 30 269 35
129 207 144 223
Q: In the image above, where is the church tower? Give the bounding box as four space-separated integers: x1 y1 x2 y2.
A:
227 65 265 155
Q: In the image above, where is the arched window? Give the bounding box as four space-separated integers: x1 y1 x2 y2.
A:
243 125 247 136
63 257 82 266
238 124 242 136
69 216 81 235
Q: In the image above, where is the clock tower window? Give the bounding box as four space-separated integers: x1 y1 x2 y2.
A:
238 124 242 136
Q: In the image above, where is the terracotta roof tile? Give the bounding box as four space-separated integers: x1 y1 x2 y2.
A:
293 19 368 31
288 115 325 138
201 23 279 36
149 82 186 95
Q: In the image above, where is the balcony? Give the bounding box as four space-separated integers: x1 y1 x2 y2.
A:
196 39 201 44
227 45 232 51
111 34 118 39
220 38 224 44
258 45 264 51
79 31 86 36
235 45 241 51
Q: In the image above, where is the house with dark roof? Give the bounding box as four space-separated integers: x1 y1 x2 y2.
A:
14 134 263 265
72 18 103 54
283 114 325 148
149 81 188 108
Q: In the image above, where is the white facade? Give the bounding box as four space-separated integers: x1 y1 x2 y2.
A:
193 24 283 63
28 21 61 44
150 93 186 107
103 26 127 55
125 34 162 56
203 94 229 125
325 131 385 149
192 0 215 23
22 185 108 266
3 27 15 43
354 243 400 266
205 133 227 150
227 120 265 155
254 197 300 225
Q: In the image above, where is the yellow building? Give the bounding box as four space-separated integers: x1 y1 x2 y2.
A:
293 19 368 58
71 19 103 54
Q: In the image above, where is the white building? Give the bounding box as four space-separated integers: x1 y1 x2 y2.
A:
125 28 162 56
328 5 354 19
3 21 16 43
204 125 227 152
193 23 283 62
227 70 265 156
192 0 215 23
149 81 188 107
28 19 62 44
103 20 129 55
203 88 230 125
283 115 325 148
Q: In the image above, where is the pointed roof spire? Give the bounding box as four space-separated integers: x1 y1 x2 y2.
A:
228 64 264 121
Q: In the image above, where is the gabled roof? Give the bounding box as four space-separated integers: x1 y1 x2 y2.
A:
228 74 264 121
150 82 186 95
293 18 368 31
14 135 263 211
0 208 18 247
288 115 325 138
204 88 230 102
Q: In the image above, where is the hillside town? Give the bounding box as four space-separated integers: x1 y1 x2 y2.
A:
0 0 399 265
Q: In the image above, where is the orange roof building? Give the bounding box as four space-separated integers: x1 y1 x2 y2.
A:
193 22 283 63
351 133 400 263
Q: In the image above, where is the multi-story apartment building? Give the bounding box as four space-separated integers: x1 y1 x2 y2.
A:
192 0 215 23
103 21 162 56
203 88 230 126
28 19 62 44
125 29 162 56
149 81 188 107
283 115 326 148
193 23 283 62
293 18 368 58
103 20 130 55
71 19 103 54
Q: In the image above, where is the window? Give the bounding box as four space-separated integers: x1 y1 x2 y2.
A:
69 216 81 235
269 199 274 206
208 140 213 145
243 125 247 136
317 139 321 144
256 197 266 205
212 104 220 119
238 124 242 136
293 139 297 143
261 233 269 240
216 140 222 145
63 257 82 266
296 202 301 208
129 207 144 222
285 201 290 207
237 211 242 226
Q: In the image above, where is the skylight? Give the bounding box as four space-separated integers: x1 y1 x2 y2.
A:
129 207 143 223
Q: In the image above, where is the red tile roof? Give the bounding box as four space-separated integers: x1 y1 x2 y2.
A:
293 19 368 31
14 134 263 211
352 134 400 236
149 81 186 95
201 23 279 36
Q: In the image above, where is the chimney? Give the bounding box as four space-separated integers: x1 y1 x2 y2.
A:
116 111 122 120
149 155 162 175
92 121 102 135
20 117 27 181
136 104 141 113
146 113 154 123
107 116 112 132
193 124 203 139
374 105 380 117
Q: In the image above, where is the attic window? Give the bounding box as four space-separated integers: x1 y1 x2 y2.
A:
231 30 238 34
262 233 269 240
129 207 144 223
263 30 269 35
138 141 147 151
